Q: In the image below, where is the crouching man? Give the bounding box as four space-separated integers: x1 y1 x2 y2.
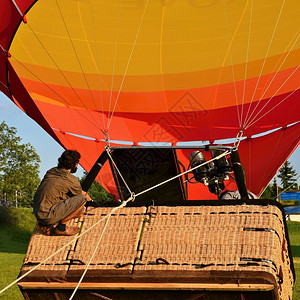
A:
33 150 91 236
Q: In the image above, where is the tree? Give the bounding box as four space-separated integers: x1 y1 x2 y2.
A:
260 178 278 199
0 121 41 207
260 184 272 199
278 161 298 190
80 172 114 203
271 177 279 198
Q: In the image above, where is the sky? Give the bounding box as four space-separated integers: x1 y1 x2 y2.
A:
0 92 299 182
0 93 86 178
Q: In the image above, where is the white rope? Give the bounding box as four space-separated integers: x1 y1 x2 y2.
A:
69 147 232 297
69 197 132 300
108 0 122 126
0 147 232 296
249 34 299 109
0 80 9 91
10 55 105 135
243 40 300 130
223 0 242 128
0 45 10 56
276 175 300 200
240 0 254 126
78 1 106 129
259 179 272 198
17 7 103 133
69 216 111 299
10 0 24 18
56 0 102 129
105 146 133 196
243 0 286 128
244 78 299 130
18 24 103 132
0 198 132 296
107 0 150 130
135 150 231 199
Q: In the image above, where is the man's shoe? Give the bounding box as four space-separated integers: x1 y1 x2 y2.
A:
38 222 55 236
54 226 79 236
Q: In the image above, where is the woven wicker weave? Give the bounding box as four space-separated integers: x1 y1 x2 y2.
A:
136 204 294 300
19 202 294 300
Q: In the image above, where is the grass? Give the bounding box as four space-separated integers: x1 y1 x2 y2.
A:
287 221 300 298
0 207 300 299
0 207 36 300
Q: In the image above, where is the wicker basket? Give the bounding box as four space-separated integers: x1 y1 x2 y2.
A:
18 200 294 300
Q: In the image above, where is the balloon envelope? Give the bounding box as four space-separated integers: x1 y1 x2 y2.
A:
0 0 299 197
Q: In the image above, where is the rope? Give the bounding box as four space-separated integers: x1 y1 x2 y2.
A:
108 0 122 127
0 197 133 296
223 0 242 128
0 80 9 91
87 0 108 129
240 0 254 126
69 215 111 299
55 0 102 128
244 82 299 131
0 45 10 57
255 126 284 191
243 35 299 130
135 149 231 199
21 21 103 132
68 197 133 299
77 1 106 129
103 131 111 148
251 33 299 107
68 147 231 298
10 0 25 20
159 6 168 111
276 175 300 200
0 147 231 297
243 0 286 128
105 147 133 196
10 56 102 132
211 0 249 122
107 0 150 130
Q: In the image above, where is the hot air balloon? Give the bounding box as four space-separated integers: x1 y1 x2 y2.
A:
0 0 298 299
0 0 299 199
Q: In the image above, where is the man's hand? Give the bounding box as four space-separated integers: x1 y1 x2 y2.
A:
82 190 92 201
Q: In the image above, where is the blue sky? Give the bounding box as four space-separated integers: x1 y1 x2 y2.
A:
0 93 86 178
0 92 299 183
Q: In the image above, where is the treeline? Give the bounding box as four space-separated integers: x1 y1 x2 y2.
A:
260 161 298 199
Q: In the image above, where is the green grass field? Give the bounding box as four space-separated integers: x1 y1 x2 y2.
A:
0 207 300 299
0 207 36 300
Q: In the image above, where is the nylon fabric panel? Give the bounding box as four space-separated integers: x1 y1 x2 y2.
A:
10 62 299 111
21 89 299 144
237 122 300 195
9 50 299 92
10 0 300 74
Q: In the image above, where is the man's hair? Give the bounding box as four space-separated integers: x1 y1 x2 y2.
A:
58 150 81 169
